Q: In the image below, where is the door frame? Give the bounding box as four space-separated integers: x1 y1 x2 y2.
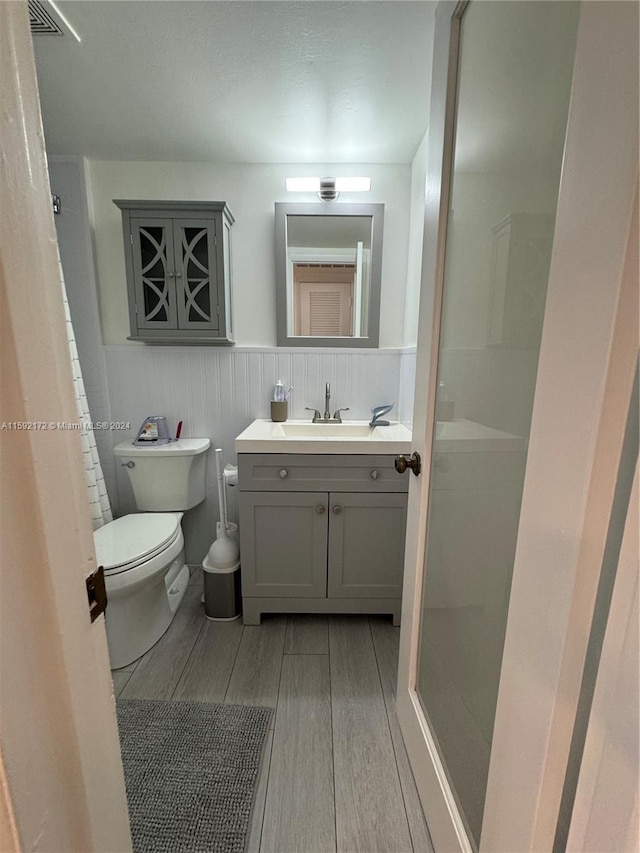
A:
0 4 131 850
566 191 638 853
396 2 639 850
566 459 639 851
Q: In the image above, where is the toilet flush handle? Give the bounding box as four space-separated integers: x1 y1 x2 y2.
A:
121 461 135 469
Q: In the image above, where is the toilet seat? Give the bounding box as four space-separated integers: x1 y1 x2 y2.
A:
94 513 181 575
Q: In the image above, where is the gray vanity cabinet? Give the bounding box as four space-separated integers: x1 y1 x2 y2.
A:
238 454 408 625
240 492 329 598
327 492 407 599
115 200 234 344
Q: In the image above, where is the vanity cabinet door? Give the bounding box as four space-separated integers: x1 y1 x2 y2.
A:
130 218 178 330
240 492 328 598
172 219 220 333
327 492 407 599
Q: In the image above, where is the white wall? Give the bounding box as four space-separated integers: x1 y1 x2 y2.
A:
397 127 430 428
404 130 429 348
398 348 417 428
88 161 411 347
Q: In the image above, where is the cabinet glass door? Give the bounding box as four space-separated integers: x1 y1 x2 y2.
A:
173 220 219 332
415 1 579 846
131 218 177 329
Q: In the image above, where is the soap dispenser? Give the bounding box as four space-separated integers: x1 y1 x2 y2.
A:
273 380 286 402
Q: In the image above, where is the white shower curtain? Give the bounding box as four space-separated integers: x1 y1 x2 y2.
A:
58 257 113 530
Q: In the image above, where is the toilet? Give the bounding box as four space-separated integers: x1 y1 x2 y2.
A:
94 437 210 669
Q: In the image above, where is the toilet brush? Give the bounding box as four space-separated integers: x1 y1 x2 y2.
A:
206 448 240 569
202 449 241 620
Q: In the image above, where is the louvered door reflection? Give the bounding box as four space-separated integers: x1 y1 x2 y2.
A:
293 264 355 336
173 219 219 332
131 218 178 329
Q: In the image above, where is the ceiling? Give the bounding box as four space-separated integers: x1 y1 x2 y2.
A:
33 1 435 164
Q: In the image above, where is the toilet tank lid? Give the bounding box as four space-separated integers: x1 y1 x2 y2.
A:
94 513 181 570
114 438 211 457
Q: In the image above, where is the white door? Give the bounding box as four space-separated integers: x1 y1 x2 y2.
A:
0 5 131 850
397 2 638 851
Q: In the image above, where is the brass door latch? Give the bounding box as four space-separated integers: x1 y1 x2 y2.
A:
394 452 422 477
86 565 108 623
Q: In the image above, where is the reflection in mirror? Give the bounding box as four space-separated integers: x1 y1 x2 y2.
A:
275 203 384 348
288 216 371 337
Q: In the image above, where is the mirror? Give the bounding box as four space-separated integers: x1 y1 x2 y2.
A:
275 203 384 347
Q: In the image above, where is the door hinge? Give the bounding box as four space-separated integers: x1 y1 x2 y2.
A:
86 566 108 623
130 232 134 245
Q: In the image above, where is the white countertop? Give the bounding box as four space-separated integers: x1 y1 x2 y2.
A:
235 419 413 455
234 417 524 456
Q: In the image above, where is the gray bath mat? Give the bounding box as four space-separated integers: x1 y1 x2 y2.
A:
117 699 272 853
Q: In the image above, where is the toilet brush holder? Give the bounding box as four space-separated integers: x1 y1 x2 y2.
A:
202 521 241 621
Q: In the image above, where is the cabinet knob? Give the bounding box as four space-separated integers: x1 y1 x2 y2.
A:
332 505 342 515
279 469 288 479
370 469 379 480
316 505 325 515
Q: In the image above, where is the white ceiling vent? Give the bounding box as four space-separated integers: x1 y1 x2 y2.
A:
29 0 64 35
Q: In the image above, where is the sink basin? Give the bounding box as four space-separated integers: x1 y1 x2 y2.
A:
279 423 373 437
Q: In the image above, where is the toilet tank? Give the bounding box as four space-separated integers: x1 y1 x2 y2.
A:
114 438 211 511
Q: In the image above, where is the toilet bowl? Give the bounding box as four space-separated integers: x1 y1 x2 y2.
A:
94 437 210 669
95 512 191 668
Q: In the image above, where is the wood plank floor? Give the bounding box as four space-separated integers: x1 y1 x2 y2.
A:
113 582 433 853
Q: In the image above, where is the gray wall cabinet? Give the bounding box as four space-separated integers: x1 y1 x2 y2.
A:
238 454 408 625
115 200 235 344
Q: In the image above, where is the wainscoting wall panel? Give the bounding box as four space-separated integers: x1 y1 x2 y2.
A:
398 348 417 427
104 345 404 563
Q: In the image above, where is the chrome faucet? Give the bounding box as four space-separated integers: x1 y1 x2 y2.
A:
305 382 350 423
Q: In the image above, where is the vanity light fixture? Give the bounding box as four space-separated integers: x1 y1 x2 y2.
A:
285 176 371 201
